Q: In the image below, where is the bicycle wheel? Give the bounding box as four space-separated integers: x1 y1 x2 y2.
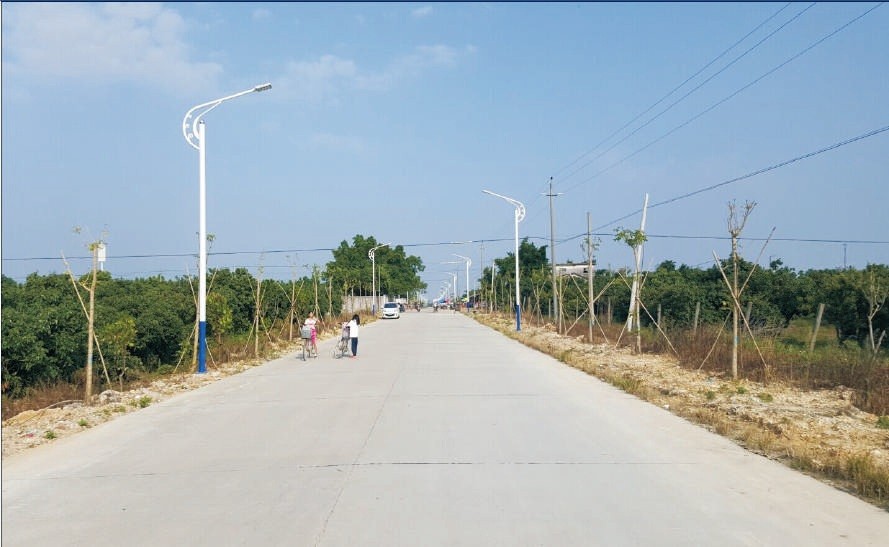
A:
302 341 307 361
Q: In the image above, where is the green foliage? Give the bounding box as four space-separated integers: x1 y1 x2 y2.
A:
2 274 86 397
44 430 57 440
614 227 648 248
757 392 774 403
2 233 426 400
326 235 427 299
132 395 152 408
877 416 889 429
78 419 90 428
206 292 234 342
479 239 551 307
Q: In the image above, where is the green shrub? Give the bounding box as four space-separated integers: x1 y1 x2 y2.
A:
758 393 774 403
132 396 152 408
44 430 56 440
877 416 889 429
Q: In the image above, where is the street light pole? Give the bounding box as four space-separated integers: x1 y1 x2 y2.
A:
368 242 391 315
440 261 462 306
183 83 271 374
454 254 471 308
482 190 526 331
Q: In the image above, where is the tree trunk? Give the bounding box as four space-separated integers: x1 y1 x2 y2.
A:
85 243 98 404
693 301 701 336
808 303 824 352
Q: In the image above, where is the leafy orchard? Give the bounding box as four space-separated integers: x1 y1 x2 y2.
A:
1 234 425 401
479 239 888 347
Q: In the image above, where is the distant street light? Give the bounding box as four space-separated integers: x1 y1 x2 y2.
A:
440 262 463 304
182 83 271 374
446 272 458 304
453 254 472 306
369 242 391 315
483 189 525 331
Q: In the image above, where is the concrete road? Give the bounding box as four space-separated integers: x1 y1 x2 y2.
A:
3 311 888 546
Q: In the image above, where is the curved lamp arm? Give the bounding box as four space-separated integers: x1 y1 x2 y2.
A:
368 242 391 260
453 253 472 267
182 83 272 150
482 189 525 223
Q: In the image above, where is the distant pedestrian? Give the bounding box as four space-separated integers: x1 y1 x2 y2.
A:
303 312 319 356
347 314 360 357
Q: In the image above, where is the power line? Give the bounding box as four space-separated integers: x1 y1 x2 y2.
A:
557 3 814 185
512 3 831 242
7 226 887 271
552 3 795 181
561 2 885 196
558 231 889 245
586 122 889 232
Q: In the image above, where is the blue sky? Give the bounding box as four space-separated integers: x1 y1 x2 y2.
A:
2 2 887 298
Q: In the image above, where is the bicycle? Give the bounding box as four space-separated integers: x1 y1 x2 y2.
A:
300 326 318 361
332 323 350 359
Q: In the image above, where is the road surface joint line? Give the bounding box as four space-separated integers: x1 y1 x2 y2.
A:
313 340 409 546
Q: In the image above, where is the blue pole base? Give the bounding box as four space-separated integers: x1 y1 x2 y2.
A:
515 304 521 331
198 320 207 374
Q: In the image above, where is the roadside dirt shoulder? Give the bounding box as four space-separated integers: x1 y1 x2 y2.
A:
474 313 889 508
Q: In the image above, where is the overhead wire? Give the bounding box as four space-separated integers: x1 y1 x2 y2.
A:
554 2 803 184
503 3 808 240
551 122 889 238
557 2 814 186
561 1 885 196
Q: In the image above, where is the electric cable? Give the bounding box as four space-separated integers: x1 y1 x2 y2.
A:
557 2 814 185
561 2 885 196
573 122 889 235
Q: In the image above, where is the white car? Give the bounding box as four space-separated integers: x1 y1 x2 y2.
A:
381 302 400 319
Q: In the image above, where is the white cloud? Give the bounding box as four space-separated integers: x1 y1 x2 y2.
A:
276 45 464 102
412 6 434 19
278 55 361 103
2 3 222 96
252 8 271 21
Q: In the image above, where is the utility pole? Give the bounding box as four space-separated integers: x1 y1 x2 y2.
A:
85 242 99 404
545 177 562 332
587 212 595 343
479 242 485 310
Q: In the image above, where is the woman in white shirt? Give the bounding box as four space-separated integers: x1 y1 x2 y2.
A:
347 314 360 358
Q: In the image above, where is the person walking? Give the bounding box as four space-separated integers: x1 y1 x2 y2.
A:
347 314 360 358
